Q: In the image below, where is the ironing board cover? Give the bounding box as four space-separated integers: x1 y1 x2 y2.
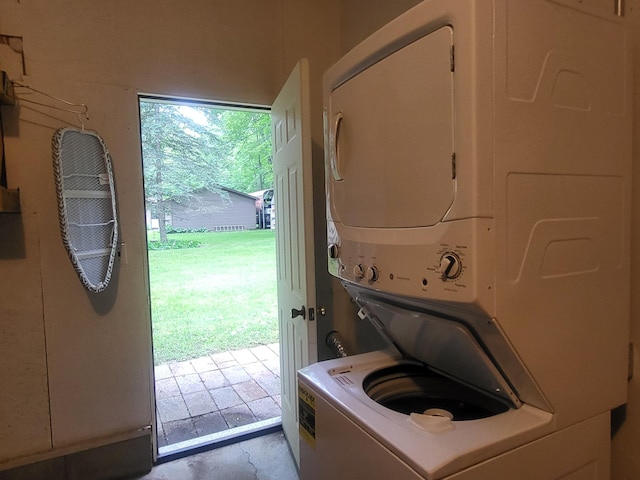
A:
52 127 118 292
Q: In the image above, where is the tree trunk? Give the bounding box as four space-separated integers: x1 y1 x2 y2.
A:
152 108 168 243
158 199 168 243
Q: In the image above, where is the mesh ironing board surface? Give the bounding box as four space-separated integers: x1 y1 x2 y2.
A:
52 127 118 292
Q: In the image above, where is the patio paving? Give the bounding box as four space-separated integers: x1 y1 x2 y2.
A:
155 343 282 447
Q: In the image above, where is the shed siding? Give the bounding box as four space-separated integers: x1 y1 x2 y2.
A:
171 190 256 230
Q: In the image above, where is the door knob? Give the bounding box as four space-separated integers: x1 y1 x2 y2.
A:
291 306 306 320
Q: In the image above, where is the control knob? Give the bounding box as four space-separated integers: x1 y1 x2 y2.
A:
353 264 365 279
439 253 462 279
365 266 379 282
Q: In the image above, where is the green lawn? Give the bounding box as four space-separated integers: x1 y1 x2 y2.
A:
148 230 277 365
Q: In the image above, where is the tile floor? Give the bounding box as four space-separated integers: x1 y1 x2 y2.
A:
155 343 282 448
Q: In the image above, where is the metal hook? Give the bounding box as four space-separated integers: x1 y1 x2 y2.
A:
12 81 89 128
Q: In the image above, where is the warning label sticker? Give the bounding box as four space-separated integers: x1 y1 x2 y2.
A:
298 384 316 449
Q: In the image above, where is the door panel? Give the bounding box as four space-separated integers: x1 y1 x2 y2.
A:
272 59 316 467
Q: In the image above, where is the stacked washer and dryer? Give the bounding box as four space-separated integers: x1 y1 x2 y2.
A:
297 1 631 479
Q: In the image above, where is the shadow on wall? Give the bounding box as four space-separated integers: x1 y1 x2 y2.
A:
0 214 25 259
88 258 119 316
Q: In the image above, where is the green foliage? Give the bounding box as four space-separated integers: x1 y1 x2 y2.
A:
165 226 209 234
147 239 202 250
217 110 273 193
140 102 226 205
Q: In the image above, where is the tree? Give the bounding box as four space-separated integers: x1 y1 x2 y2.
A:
217 110 273 193
139 101 225 242
140 102 273 242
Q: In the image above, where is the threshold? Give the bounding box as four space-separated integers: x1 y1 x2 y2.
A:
156 417 282 464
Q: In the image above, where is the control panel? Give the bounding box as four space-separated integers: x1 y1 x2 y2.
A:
325 218 494 307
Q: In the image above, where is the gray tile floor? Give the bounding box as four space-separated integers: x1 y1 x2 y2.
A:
155 343 282 447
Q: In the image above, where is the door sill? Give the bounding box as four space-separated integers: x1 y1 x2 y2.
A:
156 417 282 464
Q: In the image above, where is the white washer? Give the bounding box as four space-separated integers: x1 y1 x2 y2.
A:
298 351 610 480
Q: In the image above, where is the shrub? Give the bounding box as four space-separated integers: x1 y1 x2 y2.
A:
148 239 202 250
165 226 209 234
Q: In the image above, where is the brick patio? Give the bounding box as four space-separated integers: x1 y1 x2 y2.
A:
154 343 281 447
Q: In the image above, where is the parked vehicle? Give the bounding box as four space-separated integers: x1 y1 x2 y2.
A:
251 188 274 229
269 194 276 230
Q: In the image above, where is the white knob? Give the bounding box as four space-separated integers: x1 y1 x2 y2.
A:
353 264 365 279
439 253 462 279
365 266 379 282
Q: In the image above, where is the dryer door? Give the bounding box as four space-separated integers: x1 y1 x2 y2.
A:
328 26 455 229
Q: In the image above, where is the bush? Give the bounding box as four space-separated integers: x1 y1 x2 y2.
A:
148 239 202 250
166 226 209 234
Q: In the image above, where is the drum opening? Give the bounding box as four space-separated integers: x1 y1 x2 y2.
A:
363 364 510 420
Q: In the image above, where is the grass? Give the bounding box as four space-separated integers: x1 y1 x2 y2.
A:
148 230 277 365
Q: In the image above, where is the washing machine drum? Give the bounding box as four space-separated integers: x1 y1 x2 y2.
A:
363 364 510 420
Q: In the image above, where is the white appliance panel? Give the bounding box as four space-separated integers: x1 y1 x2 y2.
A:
299 361 610 479
329 26 454 229
308 0 631 479
322 0 630 427
298 353 569 480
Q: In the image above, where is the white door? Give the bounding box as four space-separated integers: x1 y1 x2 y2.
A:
272 59 317 466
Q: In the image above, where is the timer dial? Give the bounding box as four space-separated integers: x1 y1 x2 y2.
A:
439 253 462 279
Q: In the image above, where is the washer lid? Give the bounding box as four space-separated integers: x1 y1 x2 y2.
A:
352 291 521 408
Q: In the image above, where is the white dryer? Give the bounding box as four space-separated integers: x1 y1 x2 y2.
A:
299 0 631 479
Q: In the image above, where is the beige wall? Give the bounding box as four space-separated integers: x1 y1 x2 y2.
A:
0 0 340 469
339 0 421 52
3 0 640 478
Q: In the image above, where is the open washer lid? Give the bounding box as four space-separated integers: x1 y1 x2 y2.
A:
346 285 521 408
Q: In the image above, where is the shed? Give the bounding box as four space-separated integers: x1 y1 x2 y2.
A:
170 187 257 231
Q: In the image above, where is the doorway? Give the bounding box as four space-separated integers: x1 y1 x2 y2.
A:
138 96 281 455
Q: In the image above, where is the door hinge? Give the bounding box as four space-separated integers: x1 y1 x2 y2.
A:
308 307 315 322
450 45 455 72
451 152 457 179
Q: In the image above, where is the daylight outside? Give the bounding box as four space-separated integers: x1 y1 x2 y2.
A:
139 99 280 448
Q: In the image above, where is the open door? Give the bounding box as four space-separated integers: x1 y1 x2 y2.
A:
272 59 317 466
